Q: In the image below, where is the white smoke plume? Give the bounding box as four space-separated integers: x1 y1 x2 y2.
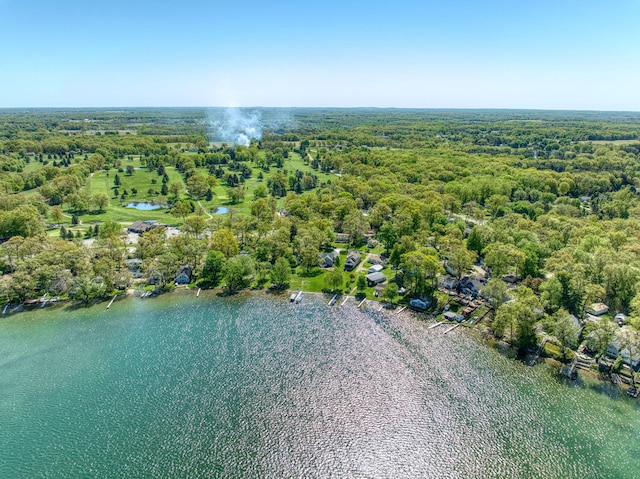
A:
208 108 262 146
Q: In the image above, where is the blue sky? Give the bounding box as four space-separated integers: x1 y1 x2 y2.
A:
1 0 639 109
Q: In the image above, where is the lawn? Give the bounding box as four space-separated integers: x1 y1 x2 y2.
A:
42 148 336 229
290 267 327 293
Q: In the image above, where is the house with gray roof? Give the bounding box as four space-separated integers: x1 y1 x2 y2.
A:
365 271 386 286
344 251 362 272
319 249 340 268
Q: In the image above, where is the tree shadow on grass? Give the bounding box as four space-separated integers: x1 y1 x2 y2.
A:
299 269 323 278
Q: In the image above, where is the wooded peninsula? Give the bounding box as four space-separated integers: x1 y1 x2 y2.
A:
2 108 640 387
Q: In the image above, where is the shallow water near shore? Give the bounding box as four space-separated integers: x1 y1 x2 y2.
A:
1 292 639 478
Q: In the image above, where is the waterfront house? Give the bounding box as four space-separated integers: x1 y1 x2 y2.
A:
443 311 464 321
365 272 386 286
460 277 483 297
147 270 163 285
606 327 640 367
438 275 457 290
125 258 143 278
319 249 340 268
410 298 431 310
175 266 192 285
344 251 362 272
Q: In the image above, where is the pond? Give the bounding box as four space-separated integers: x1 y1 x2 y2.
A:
214 206 229 214
126 202 164 211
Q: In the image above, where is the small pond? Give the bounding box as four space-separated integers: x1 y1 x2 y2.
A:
214 207 229 214
126 202 164 211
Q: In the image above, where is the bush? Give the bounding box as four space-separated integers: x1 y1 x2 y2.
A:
543 341 575 362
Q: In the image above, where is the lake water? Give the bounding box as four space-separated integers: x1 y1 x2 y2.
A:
126 202 163 210
1 293 639 478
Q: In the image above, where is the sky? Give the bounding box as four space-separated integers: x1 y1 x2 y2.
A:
0 0 639 110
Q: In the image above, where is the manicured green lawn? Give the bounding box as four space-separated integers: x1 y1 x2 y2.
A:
45 149 335 228
290 267 326 293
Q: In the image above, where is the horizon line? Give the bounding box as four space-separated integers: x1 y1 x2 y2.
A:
1 106 640 114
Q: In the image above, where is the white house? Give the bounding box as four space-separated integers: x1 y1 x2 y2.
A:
587 303 609 316
368 264 384 274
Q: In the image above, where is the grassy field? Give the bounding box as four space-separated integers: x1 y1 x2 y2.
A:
71 150 334 225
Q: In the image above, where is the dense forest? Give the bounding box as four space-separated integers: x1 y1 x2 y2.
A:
2 107 640 380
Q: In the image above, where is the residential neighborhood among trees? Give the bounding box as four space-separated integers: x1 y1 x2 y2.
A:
2 107 640 389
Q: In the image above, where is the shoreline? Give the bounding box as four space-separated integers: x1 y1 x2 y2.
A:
2 285 631 397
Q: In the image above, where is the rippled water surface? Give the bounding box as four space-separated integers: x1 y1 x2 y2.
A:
1 293 639 478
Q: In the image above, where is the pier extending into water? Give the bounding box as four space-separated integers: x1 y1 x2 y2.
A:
107 295 118 309
444 323 461 334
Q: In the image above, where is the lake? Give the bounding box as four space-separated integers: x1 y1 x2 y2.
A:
126 202 164 210
1 293 638 478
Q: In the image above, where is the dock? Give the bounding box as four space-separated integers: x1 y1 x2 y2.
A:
2 304 8 314
341 296 350 306
107 294 117 309
196 288 201 297
560 356 579 380
444 323 461 334
294 290 303 303
357 298 367 308
396 306 407 315
378 304 384 311
428 321 445 330
328 294 338 306
528 338 548 366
